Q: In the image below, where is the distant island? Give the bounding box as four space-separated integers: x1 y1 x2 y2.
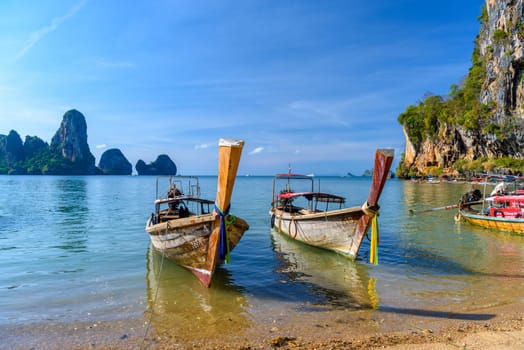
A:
361 169 395 178
0 109 177 175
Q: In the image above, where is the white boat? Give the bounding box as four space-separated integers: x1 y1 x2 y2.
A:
269 149 394 260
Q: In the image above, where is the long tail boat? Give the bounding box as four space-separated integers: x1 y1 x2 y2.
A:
145 138 249 287
457 189 524 234
269 149 394 261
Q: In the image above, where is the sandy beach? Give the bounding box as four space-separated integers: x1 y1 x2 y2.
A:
2 300 523 349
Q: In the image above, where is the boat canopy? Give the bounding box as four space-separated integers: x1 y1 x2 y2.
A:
155 196 214 205
277 191 346 204
490 195 524 203
275 173 312 180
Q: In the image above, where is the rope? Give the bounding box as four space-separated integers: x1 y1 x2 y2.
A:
141 226 168 350
361 201 378 217
214 204 232 263
362 201 379 265
288 218 298 239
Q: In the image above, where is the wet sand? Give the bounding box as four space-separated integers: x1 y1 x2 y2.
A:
2 301 523 349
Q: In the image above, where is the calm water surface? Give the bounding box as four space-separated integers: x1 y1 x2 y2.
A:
1 176 524 344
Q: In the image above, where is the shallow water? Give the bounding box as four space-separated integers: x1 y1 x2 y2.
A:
1 176 524 345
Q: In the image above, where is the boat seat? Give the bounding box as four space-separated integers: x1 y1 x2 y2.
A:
161 215 180 222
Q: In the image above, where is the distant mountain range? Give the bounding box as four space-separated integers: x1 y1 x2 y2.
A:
0 109 177 175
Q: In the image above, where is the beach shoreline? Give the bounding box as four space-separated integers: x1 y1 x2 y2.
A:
3 300 523 349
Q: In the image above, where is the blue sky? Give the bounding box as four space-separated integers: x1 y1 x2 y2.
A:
0 0 484 175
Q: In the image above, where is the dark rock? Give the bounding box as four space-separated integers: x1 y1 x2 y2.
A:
135 159 150 175
135 154 177 175
5 130 25 164
98 148 132 175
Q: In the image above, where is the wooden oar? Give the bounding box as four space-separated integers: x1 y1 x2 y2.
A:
409 200 483 214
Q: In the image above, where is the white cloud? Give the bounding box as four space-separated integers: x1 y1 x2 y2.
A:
14 0 87 61
249 146 264 155
194 143 211 150
96 144 107 149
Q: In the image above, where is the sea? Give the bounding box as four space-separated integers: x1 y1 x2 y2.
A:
1 175 524 348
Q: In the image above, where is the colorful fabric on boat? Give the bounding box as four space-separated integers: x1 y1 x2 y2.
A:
214 204 231 263
362 201 379 265
370 214 379 265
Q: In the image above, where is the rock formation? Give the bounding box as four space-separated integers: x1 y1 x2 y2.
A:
50 109 97 174
398 0 524 177
136 154 177 175
0 130 26 174
4 130 25 164
0 108 178 176
23 135 48 159
98 148 132 175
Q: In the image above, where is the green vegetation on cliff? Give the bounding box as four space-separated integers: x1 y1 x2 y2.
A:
396 4 524 178
0 147 88 175
398 30 492 147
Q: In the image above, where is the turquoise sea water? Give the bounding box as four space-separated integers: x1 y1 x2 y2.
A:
1 176 524 346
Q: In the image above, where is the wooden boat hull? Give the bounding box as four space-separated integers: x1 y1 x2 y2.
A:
270 206 366 259
146 214 249 285
459 209 524 234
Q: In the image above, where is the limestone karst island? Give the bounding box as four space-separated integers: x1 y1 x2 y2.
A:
0 109 177 175
397 2 523 178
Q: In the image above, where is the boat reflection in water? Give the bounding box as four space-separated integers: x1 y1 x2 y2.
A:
145 245 251 343
270 230 379 310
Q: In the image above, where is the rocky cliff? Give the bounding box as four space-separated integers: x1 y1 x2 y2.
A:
399 0 524 177
50 109 97 174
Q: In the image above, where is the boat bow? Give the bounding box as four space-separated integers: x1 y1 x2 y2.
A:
348 149 394 260
205 138 245 287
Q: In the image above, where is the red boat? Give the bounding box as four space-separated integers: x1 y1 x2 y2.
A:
458 191 524 234
488 195 524 219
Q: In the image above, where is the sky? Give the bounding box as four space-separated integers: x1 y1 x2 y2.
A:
0 0 485 175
